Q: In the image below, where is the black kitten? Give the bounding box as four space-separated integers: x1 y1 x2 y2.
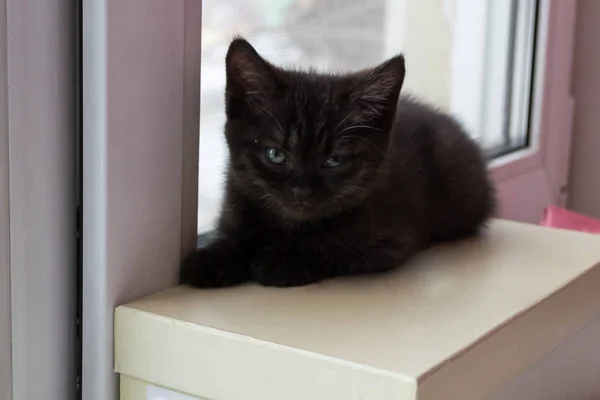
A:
181 38 495 288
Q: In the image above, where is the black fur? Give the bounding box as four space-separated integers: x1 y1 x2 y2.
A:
181 38 495 288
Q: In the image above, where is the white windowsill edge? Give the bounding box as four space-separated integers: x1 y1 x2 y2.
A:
114 219 600 400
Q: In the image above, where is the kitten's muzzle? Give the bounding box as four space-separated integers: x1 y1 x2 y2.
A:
290 186 312 201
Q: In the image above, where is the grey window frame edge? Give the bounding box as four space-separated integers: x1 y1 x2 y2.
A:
0 0 12 397
81 1 201 399
1 0 77 399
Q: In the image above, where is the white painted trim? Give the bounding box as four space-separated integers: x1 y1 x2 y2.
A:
82 0 201 398
0 1 12 398
5 0 77 399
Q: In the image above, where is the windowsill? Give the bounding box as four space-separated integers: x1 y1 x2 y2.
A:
114 220 600 400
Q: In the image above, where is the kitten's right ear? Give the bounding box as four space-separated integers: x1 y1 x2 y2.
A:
225 38 278 103
351 55 406 121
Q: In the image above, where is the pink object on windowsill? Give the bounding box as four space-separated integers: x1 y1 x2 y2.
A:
540 206 600 234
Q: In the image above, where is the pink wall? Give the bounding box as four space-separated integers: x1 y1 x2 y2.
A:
569 0 600 218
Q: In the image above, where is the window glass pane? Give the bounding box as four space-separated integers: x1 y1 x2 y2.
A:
198 0 539 233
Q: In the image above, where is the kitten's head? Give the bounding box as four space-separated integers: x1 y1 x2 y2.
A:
224 38 405 221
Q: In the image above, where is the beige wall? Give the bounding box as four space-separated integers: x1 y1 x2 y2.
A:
568 0 600 218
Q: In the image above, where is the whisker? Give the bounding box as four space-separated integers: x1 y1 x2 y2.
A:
362 256 373 272
364 202 375 233
339 135 385 157
333 113 353 134
335 125 383 136
259 106 285 135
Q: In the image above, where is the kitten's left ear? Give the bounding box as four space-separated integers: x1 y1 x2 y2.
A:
225 37 282 120
352 55 405 120
225 38 278 99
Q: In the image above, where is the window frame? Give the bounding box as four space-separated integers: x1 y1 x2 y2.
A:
1 0 77 399
491 0 576 222
82 0 201 399
0 2 11 397
450 0 539 155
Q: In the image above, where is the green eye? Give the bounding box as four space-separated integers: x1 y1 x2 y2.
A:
265 147 286 165
322 156 341 169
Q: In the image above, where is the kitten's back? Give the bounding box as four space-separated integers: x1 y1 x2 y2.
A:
384 96 495 243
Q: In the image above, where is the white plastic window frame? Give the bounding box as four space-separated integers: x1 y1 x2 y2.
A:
452 0 577 220
492 0 576 221
81 1 577 399
383 0 534 152
450 0 539 154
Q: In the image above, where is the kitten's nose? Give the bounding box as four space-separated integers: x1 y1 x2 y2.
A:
291 186 312 200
